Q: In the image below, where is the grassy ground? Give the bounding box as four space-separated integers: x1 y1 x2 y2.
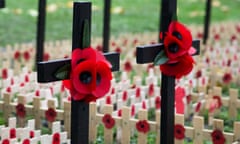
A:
0 0 239 45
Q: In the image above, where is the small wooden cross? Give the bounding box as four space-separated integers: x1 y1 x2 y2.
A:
102 0 111 52
37 2 119 144
0 0 5 8
203 0 212 44
36 0 47 67
136 0 200 143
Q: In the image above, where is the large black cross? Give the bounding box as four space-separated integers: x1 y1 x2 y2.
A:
203 0 212 44
102 0 111 52
137 0 200 143
0 0 5 8
36 0 47 68
37 2 119 144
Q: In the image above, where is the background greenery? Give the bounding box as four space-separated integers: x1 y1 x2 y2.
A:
0 0 239 45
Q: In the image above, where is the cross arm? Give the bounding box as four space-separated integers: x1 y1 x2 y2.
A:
136 39 200 64
37 52 119 83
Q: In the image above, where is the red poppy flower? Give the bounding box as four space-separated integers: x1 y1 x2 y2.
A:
197 32 203 39
124 61 132 72
142 101 146 109
222 72 232 84
52 133 60 144
135 87 141 98
213 96 222 108
35 90 40 96
114 47 121 53
214 34 220 41
106 96 111 104
163 21 192 60
227 59 231 67
29 130 35 138
111 42 116 47
195 102 202 112
117 109 122 117
160 55 194 79
45 108 57 122
131 105 135 116
174 124 185 140
96 45 102 51
136 120 150 134
6 87 11 93
14 51 21 60
22 139 30 144
16 103 26 118
133 39 138 45
186 95 191 104
44 53 50 61
122 91 128 101
25 75 29 82
9 128 16 139
148 83 154 96
111 88 115 94
64 48 112 102
231 35 237 42
211 129 225 144
195 70 202 78
2 68 8 79
102 114 115 129
2 139 10 144
155 96 161 109
10 78 14 85
23 51 30 61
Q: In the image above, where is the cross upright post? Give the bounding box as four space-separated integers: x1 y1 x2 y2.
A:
159 0 177 143
203 0 212 44
103 0 111 52
36 0 47 68
136 0 200 143
0 0 5 8
37 2 119 144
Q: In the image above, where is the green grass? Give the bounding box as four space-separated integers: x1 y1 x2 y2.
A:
0 0 240 46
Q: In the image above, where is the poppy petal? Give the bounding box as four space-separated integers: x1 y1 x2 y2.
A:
92 61 112 98
160 55 194 79
168 21 192 48
71 48 97 68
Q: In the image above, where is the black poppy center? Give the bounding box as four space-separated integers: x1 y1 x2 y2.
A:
106 119 111 123
172 31 182 40
215 135 220 140
176 129 182 134
140 124 145 128
168 43 179 53
79 71 92 84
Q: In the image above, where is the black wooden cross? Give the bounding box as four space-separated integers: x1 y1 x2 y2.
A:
137 0 200 143
0 0 5 8
37 2 119 144
102 0 111 52
36 0 47 68
203 0 212 44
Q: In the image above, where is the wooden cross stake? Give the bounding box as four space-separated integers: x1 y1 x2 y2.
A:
136 0 200 143
37 2 119 144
